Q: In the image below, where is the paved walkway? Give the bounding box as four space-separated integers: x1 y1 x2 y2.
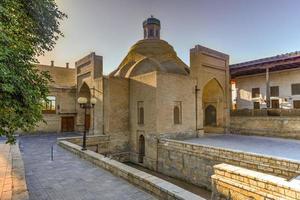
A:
0 141 28 200
19 134 156 200
183 134 300 161
0 143 13 200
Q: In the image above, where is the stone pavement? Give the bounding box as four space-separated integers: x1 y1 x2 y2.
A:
0 141 28 200
0 143 13 200
184 134 300 161
19 134 156 200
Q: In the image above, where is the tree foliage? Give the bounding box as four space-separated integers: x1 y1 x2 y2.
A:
0 0 66 143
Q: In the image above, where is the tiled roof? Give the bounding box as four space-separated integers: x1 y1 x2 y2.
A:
230 51 300 69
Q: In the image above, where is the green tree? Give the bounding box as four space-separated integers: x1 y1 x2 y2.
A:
0 0 66 143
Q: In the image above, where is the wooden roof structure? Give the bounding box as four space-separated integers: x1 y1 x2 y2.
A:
230 51 300 78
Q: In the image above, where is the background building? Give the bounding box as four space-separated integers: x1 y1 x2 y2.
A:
231 52 300 109
230 52 300 139
35 62 77 133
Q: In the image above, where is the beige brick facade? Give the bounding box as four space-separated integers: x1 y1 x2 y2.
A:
33 17 230 172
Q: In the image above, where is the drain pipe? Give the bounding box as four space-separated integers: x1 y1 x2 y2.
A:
156 137 159 172
195 85 200 134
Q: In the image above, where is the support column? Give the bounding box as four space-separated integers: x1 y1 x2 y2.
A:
266 67 270 108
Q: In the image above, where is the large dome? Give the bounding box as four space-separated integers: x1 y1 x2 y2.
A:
110 39 189 78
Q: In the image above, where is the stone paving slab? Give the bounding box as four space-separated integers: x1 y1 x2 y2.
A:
19 134 156 200
0 141 29 200
183 134 300 161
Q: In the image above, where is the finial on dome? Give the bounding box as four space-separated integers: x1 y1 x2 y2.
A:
143 16 161 40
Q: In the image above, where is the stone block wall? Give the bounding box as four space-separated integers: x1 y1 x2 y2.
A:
230 116 300 139
212 163 300 200
157 139 300 190
57 135 109 154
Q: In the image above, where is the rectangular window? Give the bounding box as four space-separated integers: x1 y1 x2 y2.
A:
292 84 300 95
294 100 300 109
253 102 260 109
270 86 279 97
252 88 260 98
137 101 144 125
42 96 56 114
173 101 182 124
271 99 279 109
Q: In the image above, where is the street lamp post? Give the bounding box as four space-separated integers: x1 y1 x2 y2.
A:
77 97 97 151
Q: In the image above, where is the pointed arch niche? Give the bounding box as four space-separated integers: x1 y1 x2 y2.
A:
202 78 225 131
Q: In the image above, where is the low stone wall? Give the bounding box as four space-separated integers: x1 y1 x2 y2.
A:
0 143 29 200
212 163 300 200
157 139 300 190
58 140 204 200
230 116 300 139
57 135 110 154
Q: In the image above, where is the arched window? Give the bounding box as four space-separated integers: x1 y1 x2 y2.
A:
174 106 181 124
137 101 144 125
139 107 144 124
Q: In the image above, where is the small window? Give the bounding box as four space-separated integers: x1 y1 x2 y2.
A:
253 102 260 109
294 100 300 109
292 84 300 95
137 101 144 125
270 86 279 97
155 30 159 37
271 99 279 109
149 29 154 37
42 96 56 114
173 102 182 124
252 88 260 98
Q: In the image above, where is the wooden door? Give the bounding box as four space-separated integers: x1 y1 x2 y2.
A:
205 105 217 126
61 116 74 132
271 99 279 109
138 135 145 163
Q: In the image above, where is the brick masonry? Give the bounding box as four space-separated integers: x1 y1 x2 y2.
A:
212 163 300 200
157 139 300 190
57 135 110 154
230 116 300 139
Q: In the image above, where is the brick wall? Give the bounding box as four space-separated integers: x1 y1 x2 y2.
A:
57 135 109 154
212 163 300 200
157 139 300 190
230 116 300 139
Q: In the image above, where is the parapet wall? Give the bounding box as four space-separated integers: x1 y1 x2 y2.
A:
57 135 110 154
58 140 204 200
230 116 300 139
212 163 300 200
157 139 300 190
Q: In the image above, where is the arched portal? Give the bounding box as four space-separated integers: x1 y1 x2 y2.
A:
78 82 91 131
205 105 216 126
202 78 224 132
138 135 145 163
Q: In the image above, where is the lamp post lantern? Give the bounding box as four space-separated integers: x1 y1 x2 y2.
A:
77 97 97 151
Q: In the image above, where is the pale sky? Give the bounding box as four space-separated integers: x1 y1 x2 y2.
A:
38 0 300 74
